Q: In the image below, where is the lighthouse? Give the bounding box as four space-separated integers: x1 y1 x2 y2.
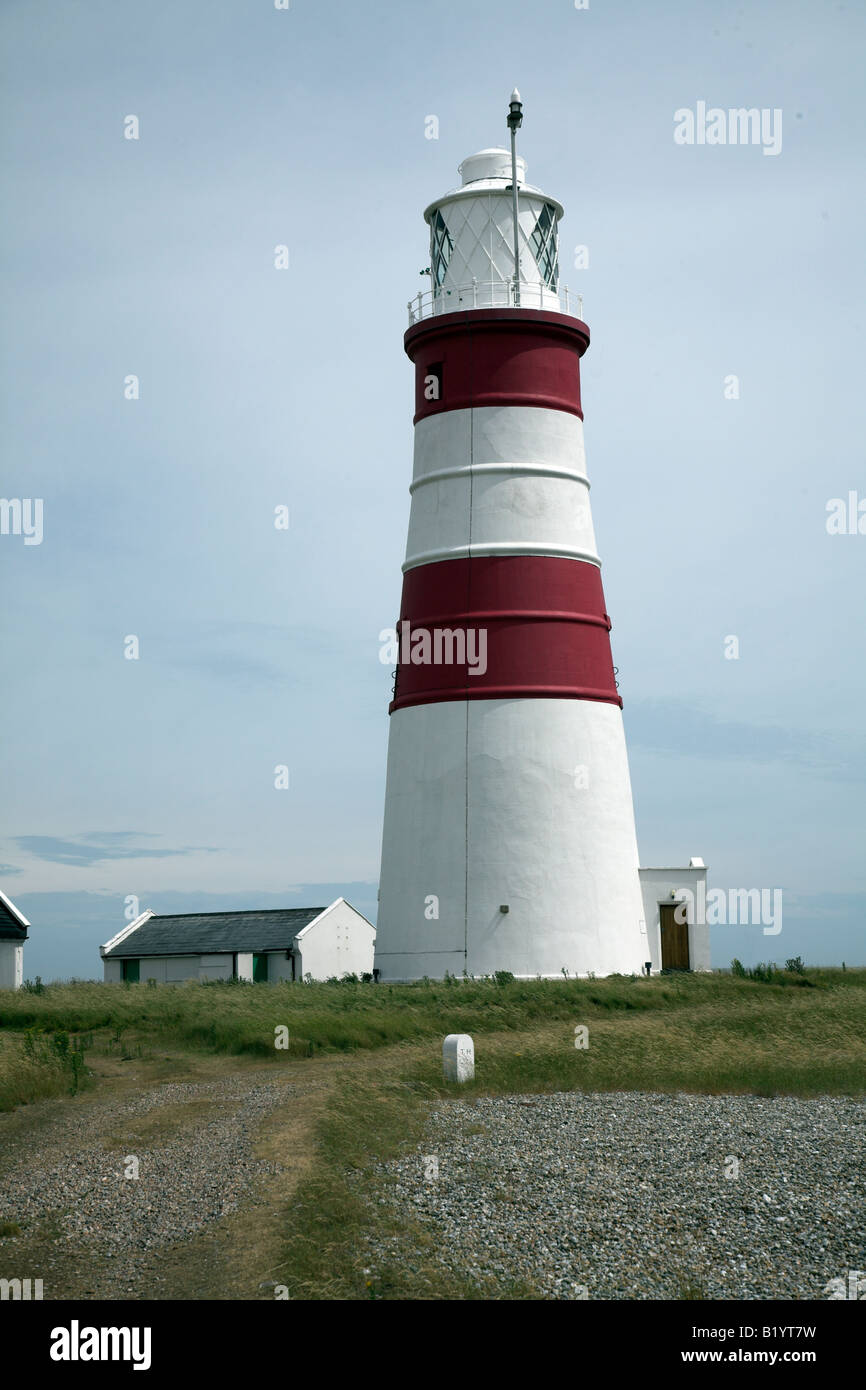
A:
375 94 649 980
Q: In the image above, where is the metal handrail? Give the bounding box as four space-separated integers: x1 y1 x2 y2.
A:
407 279 584 326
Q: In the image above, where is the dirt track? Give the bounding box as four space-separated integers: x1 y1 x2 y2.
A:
0 1050 333 1300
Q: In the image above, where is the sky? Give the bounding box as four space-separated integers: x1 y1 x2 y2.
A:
1 0 864 978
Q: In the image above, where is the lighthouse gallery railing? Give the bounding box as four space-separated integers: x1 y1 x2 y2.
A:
407 280 585 326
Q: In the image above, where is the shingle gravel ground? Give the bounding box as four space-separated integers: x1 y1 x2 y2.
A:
368 1092 865 1300
0 1074 289 1291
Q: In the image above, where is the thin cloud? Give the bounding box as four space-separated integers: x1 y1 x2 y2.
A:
12 835 219 868
625 699 866 780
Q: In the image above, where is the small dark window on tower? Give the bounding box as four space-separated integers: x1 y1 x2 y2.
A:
423 361 443 403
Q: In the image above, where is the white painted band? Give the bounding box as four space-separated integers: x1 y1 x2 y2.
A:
405 404 599 572
408 462 592 494
402 541 601 571
412 405 587 483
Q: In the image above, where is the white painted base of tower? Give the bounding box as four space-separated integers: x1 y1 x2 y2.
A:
376 698 646 980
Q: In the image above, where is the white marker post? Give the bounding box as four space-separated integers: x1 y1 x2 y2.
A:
443 1033 475 1083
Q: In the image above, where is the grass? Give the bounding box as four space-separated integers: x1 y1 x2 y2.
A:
1 969 864 1113
1 966 861 1056
0 1030 91 1112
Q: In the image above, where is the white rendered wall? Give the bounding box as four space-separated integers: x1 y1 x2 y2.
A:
165 956 204 983
236 952 254 983
266 952 295 983
139 958 166 983
102 953 264 983
376 698 646 980
638 868 711 972
198 953 233 981
0 943 23 990
295 900 375 981
104 955 233 983
405 407 598 570
140 957 181 984
127 956 196 984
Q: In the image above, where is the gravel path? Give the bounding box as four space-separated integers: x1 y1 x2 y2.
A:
369 1092 866 1300
0 1073 292 1294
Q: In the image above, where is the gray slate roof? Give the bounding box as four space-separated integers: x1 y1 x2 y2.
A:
0 898 27 941
104 908 327 958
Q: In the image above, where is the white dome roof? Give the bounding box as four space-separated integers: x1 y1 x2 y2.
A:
458 148 527 185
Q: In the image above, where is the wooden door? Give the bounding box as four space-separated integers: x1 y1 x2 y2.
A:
660 904 690 970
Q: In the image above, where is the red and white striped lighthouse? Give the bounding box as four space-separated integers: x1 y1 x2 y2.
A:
375 96 646 979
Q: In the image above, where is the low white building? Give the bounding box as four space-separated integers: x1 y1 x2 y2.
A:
101 898 375 983
638 859 711 973
0 890 28 989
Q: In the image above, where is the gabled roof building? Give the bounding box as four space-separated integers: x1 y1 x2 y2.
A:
100 897 375 983
0 890 29 990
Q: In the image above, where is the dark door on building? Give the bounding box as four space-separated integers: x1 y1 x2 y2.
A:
122 958 140 982
660 904 690 970
252 953 268 983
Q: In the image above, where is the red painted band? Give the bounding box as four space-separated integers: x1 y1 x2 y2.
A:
392 685 621 712
405 308 590 424
405 608 612 631
389 555 622 713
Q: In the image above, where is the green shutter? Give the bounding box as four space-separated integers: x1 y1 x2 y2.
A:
252 953 268 983
122 959 139 983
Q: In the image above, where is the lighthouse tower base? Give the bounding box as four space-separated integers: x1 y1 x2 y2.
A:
375 697 647 980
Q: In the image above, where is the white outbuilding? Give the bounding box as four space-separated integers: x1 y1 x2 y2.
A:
100 898 375 984
0 890 28 989
638 860 711 973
